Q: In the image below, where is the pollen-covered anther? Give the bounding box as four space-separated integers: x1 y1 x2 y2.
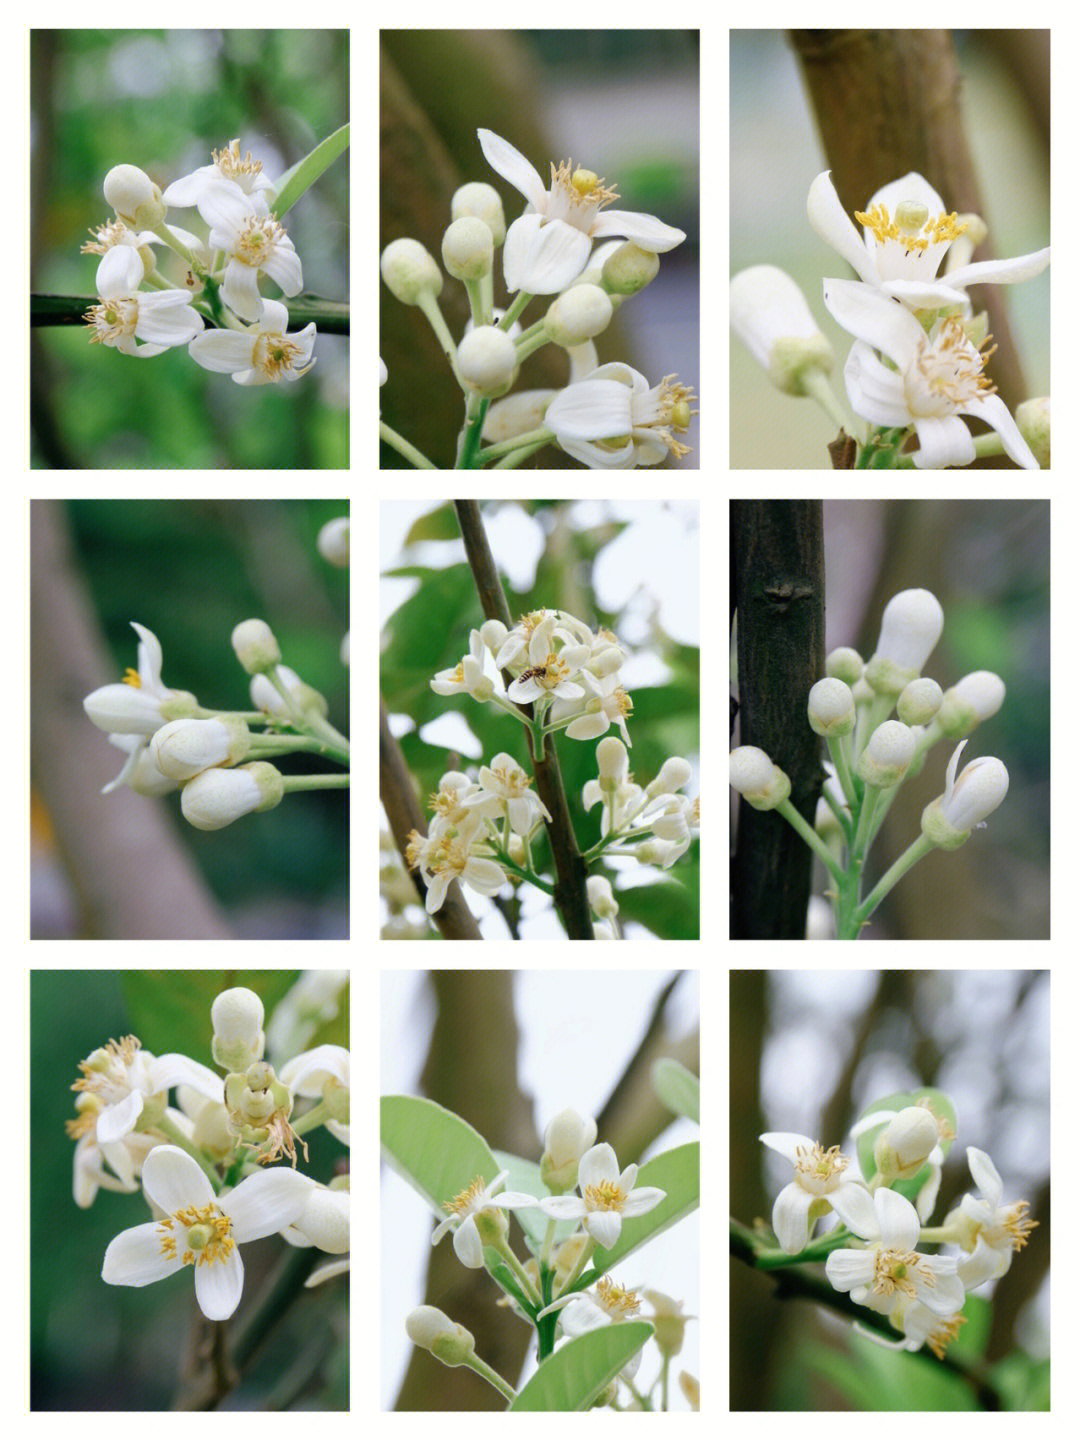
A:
927 1313 967 1360
234 215 286 266
214 141 263 180
81 220 128 255
157 1203 236 1267
583 1178 626 1212
252 330 313 381
595 1275 642 1318
855 201 968 255
549 158 620 213
871 1247 933 1300
445 1175 490 1215
85 298 139 345
793 1142 848 1183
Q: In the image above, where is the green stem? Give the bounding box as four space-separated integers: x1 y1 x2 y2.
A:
379 420 437 468
477 425 556 463
851 832 935 929
456 396 490 468
801 366 857 438
499 290 533 330
775 798 844 884
466 1353 517 1404
281 773 349 792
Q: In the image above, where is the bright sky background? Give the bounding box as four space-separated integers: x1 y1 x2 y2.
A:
380 969 700 1410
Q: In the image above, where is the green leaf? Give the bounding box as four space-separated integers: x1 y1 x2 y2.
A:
120 971 300 1063
271 123 349 217
651 1058 699 1124
405 503 460 543
380 1095 500 1216
508 1322 654 1410
591 1142 699 1274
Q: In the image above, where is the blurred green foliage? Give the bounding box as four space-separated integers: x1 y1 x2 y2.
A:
31 970 348 1410
31 29 347 468
381 501 699 938
68 498 348 934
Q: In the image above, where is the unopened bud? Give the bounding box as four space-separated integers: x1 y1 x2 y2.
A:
442 216 494 281
457 325 517 398
381 238 443 305
544 284 613 347
231 619 282 675
601 242 660 296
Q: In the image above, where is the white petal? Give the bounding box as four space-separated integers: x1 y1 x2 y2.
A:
960 394 1039 469
945 247 1050 290
966 1147 1004 1204
146 1053 224 1103
807 171 880 285
263 245 303 296
546 379 632 442
592 210 685 252
825 1247 874 1292
507 215 592 295
453 1215 485 1268
760 1132 818 1162
873 1187 920 1249
141 1145 214 1214
578 1143 619 1189
477 129 547 209
911 415 975 470
222 262 264 322
771 1183 816 1253
844 344 912 428
189 330 257 374
102 1221 180 1286
823 278 921 368
585 1210 622 1248
96 1090 144 1144
224 1167 316 1242
194 1248 245 1320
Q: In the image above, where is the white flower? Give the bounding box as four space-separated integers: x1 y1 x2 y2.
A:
406 825 508 916
195 180 302 321
84 246 204 357
68 1098 161 1209
188 299 315 384
939 741 1009 831
551 670 633 745
101 1145 312 1320
868 588 944 681
505 616 589 703
464 752 552 835
71 1034 223 1146
477 128 684 295
855 1292 968 1360
163 138 276 215
823 278 1039 469
850 1104 945 1217
538 1141 666 1249
824 1186 966 1317
759 1132 870 1254
545 362 696 468
730 264 834 394
431 1172 538 1269
808 170 1049 310
949 1147 1037 1288
84 623 182 737
544 1275 645 1380
430 629 494 701
102 733 178 797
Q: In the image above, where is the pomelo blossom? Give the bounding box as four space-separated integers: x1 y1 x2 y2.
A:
405 822 509 915
543 1276 646 1380
824 1186 965 1318
477 128 685 295
463 752 553 835
544 362 697 469
431 1172 539 1269
188 298 315 385
538 1141 666 1248
550 669 634 745
855 1290 968 1360
823 277 1039 469
946 1147 1037 1288
808 170 1050 311
163 138 277 216
71 1033 223 1148
101 1144 313 1320
84 245 204 357
760 1132 870 1254
81 219 207 293
194 181 302 322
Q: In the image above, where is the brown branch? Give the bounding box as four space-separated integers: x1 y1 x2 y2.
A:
452 500 593 939
380 695 483 940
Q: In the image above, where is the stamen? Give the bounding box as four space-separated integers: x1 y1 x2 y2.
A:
584 1179 625 1212
445 1175 489 1215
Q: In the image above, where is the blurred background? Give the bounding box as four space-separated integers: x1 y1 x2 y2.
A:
730 970 1050 1410
730 30 1050 467
31 499 348 939
380 30 699 468
730 498 1049 940
31 30 348 469
31 969 348 1410
382 968 699 1409
380 499 700 939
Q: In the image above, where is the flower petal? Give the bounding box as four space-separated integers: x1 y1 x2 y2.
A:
807 171 880 285
193 1248 245 1320
223 1166 315 1242
102 1221 181 1286
477 129 547 210
141 1145 215 1214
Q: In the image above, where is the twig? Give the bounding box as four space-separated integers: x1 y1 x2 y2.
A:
380 696 483 939
452 500 593 938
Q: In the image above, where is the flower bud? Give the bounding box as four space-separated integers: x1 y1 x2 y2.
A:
442 216 494 281
250 665 328 720
897 677 943 727
231 619 282 675
729 746 790 809
479 618 508 654
544 284 613 348
856 721 915 788
294 1184 349 1253
596 736 629 784
646 757 693 797
644 1291 690 1357
874 1105 940 1180
541 1107 598 1193
586 875 619 920
1015 397 1049 469
151 717 251 781
104 164 166 228
864 589 944 694
826 647 863 685
380 237 443 305
937 671 1006 737
921 741 1009 848
406 1306 476 1366
457 325 517 398
730 264 834 395
807 677 855 737
211 987 265 1069
316 516 349 568
601 242 660 296
451 181 506 246
180 761 284 831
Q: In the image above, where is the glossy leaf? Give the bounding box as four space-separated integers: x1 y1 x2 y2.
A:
508 1322 654 1410
651 1058 699 1123
271 123 349 217
381 1094 500 1215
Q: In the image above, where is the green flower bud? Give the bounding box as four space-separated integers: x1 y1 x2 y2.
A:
457 325 517 397
544 283 613 347
380 238 443 305
442 216 494 281
601 242 660 296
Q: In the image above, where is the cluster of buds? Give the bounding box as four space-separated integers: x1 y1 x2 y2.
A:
730 587 1009 937
381 127 696 468
83 142 317 385
760 1093 1037 1361
403 608 697 931
82 519 348 831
